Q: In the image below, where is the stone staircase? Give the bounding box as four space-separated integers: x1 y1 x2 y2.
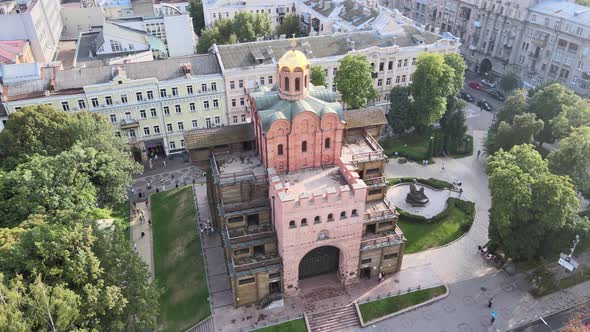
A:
185 316 214 332
306 305 360 332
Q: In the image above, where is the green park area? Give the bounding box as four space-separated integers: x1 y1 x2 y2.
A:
397 198 475 254
151 186 210 332
359 286 447 323
254 318 308 332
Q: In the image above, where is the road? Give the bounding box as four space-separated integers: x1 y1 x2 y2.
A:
464 70 505 112
508 300 590 332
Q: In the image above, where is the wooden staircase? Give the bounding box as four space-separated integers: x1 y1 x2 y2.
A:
306 305 360 332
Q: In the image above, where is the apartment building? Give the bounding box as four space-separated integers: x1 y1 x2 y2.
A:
0 55 227 161
0 0 63 63
202 0 296 29
212 21 459 123
0 41 34 64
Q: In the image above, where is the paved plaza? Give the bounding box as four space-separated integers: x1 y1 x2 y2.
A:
387 183 462 218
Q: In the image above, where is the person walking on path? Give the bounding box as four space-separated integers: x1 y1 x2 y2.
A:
488 297 493 308
141 230 145 238
477 150 481 159
490 310 496 325
442 162 446 171
378 272 384 283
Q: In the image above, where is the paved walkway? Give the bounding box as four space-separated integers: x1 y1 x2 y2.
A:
130 200 155 280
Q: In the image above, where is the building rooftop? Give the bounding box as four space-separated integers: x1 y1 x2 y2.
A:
279 166 348 196
0 40 29 64
341 134 385 163
54 41 78 68
72 30 154 68
343 107 387 129
96 0 131 8
530 1 590 27
216 27 442 70
214 150 266 177
184 123 255 150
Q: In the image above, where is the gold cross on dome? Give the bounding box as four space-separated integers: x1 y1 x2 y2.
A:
290 34 297 49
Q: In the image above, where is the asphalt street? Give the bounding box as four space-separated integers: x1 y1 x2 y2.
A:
508 300 590 332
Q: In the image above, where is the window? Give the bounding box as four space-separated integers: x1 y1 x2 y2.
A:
169 141 176 149
181 139 185 148
233 115 238 124
121 94 128 104
215 116 220 125
171 87 178 96
115 132 121 137
384 253 398 260
289 220 296 228
211 82 217 91
206 117 211 128
377 79 383 87
576 27 583 36
166 123 173 132
379 220 393 227
201 83 207 92
136 92 143 101
192 119 198 128
150 108 157 117
128 129 136 138
61 101 70 111
301 218 307 226
105 96 113 105
268 76 273 84
110 40 122 52
398 59 402 67
234 248 249 256
278 144 284 155
147 90 153 100
386 78 392 85
314 216 321 224
187 85 193 95
175 105 181 113
240 98 245 106
110 114 117 123
284 77 290 91
124 112 131 120
213 99 219 108
153 125 160 134
361 258 372 264
351 209 358 217
143 127 150 135
238 80 244 88
403 59 408 67
302 141 307 152
327 213 334 221
232 99 237 107
388 61 393 70
177 121 184 130
395 76 400 83
238 277 255 285
228 216 243 223
241 114 246 122
160 89 167 98
295 77 300 91
91 98 99 107
325 138 330 149
260 77 265 85
340 211 346 219
368 189 382 196
78 100 86 109
379 62 384 71
203 100 209 109
401 75 406 83
164 106 170 115
140 109 146 118
230 81 235 89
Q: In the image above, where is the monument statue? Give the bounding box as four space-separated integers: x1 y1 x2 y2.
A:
406 179 430 207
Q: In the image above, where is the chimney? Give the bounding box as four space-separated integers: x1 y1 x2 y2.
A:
181 63 192 75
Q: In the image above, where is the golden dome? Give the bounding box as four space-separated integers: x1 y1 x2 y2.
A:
278 49 310 72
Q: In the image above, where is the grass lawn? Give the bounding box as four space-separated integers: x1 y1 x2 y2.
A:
359 286 447 322
398 200 475 254
379 134 431 162
151 186 210 332
254 319 308 332
111 200 130 242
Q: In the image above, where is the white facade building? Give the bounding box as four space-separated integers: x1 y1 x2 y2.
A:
203 0 296 29
0 0 63 63
153 0 190 16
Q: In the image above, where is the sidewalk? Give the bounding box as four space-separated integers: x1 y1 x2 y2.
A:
129 200 155 280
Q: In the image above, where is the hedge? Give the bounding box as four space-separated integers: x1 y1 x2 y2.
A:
387 177 452 190
396 197 475 225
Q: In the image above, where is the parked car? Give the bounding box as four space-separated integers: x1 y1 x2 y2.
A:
468 81 482 90
477 99 493 111
487 89 506 101
481 79 496 88
460 92 474 102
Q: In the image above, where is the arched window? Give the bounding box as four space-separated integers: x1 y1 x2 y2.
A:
278 144 284 155
351 209 358 217
304 75 308 88
295 77 301 91
327 213 334 221
284 77 290 91
289 220 296 228
325 138 331 149
340 211 346 219
301 218 307 226
302 141 307 152
314 216 321 224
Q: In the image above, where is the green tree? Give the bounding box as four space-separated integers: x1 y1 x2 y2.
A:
411 53 456 128
499 72 520 92
549 99 590 139
548 126 590 195
576 0 590 5
489 113 544 153
387 86 414 134
196 27 219 53
276 14 301 37
443 53 467 94
310 65 326 87
439 97 467 153
334 55 378 109
188 0 205 35
487 144 581 259
494 89 528 126
232 12 271 42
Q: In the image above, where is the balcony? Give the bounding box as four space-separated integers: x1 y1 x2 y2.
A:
363 176 387 188
120 118 139 129
361 228 406 251
529 52 540 59
364 199 398 223
232 254 281 272
222 198 269 214
473 20 481 28
225 224 274 244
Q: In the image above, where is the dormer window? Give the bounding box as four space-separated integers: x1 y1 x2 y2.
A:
302 141 307 153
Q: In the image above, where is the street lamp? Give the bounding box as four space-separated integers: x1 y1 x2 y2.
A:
539 316 553 331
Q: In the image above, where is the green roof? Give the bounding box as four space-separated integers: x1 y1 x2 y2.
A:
251 85 344 132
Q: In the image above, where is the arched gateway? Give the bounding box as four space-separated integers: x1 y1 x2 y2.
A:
298 246 340 279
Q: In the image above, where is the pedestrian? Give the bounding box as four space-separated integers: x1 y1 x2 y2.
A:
149 159 153 169
133 242 137 251
141 230 145 238
477 150 481 159
442 162 446 171
488 297 493 308
133 201 137 208
163 160 167 167
459 188 463 197
490 310 496 325
148 219 152 226
146 199 149 207
378 272 384 283
199 227 203 234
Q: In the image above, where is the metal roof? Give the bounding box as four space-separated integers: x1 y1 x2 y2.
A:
529 1 590 27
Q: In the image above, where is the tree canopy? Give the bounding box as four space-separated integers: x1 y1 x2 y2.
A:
487 144 586 259
276 14 301 37
548 126 590 195
310 65 326 87
334 55 378 109
387 86 414 134
487 113 544 153
439 97 467 153
197 13 271 53
188 0 205 35
499 72 520 92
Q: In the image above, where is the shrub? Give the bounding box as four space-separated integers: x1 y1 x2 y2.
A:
396 197 475 225
387 177 452 190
